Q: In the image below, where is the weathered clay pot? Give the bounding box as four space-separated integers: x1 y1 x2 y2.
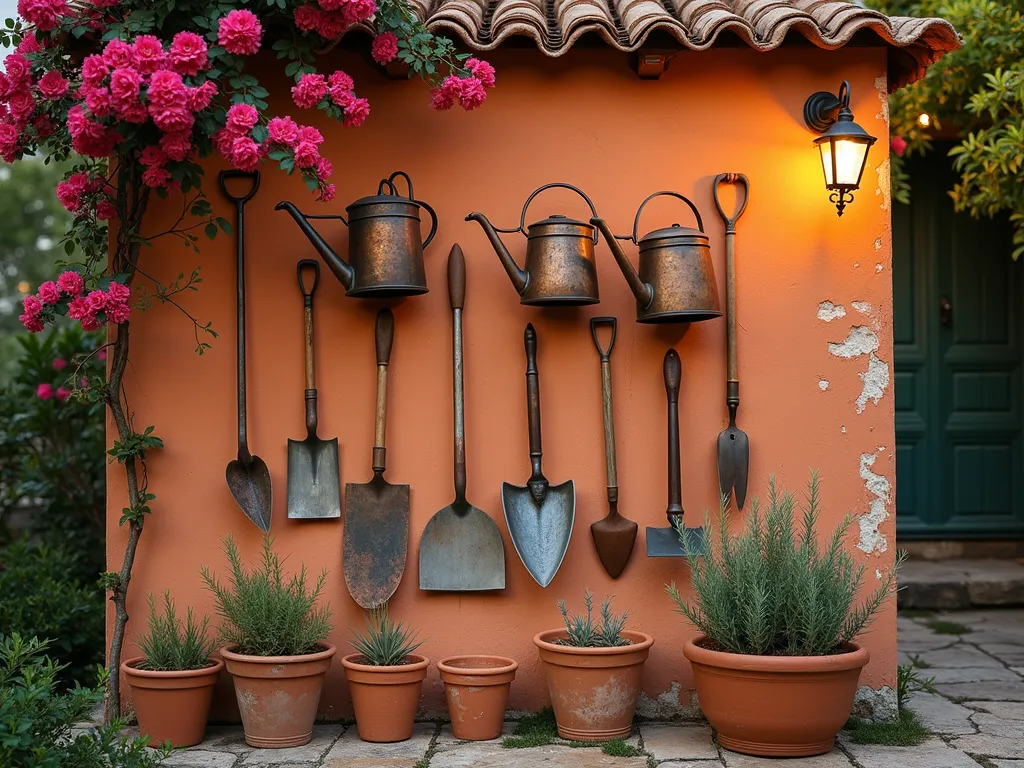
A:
121 656 222 747
683 635 870 757
533 629 653 741
438 655 518 741
221 643 336 748
342 653 429 743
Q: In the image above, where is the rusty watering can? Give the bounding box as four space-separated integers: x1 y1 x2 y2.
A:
276 171 438 297
591 192 721 323
466 183 601 305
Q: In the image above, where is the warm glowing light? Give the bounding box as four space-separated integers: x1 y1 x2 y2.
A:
16 281 30 294
819 139 871 188
918 113 931 128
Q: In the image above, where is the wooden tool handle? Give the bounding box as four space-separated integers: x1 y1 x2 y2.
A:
524 323 546 492
376 307 394 366
450 246 467 507
297 260 319 391
713 173 749 388
373 309 394 472
664 349 684 521
448 243 466 311
590 317 618 493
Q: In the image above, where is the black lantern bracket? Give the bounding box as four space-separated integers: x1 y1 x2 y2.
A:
803 81 854 133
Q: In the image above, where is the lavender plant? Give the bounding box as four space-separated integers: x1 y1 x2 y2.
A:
557 590 631 648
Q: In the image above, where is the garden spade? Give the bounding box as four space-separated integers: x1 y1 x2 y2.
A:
713 173 750 509
343 308 409 608
501 324 575 588
419 244 506 591
221 169 273 533
287 259 341 520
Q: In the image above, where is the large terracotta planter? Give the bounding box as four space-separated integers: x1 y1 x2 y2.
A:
683 635 870 757
438 655 518 741
342 653 429 743
121 656 222 748
221 643 336 748
533 629 653 741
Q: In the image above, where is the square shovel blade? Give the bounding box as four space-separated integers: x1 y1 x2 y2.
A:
646 525 706 557
501 480 575 588
343 477 410 609
287 436 341 519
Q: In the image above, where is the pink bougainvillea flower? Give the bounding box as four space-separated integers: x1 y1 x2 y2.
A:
293 4 321 31
9 90 37 124
268 116 300 145
106 303 131 324
466 57 496 89
186 80 218 113
55 386 71 402
70 119 120 158
67 296 90 320
142 165 172 189
36 382 54 400
169 31 209 76
52 357 67 371
3 53 30 86
22 294 43 316
57 270 84 296
37 70 69 99
102 39 135 69
82 85 111 118
160 130 193 162
96 199 117 220
343 0 375 24
0 123 18 161
291 73 328 109
20 312 44 332
56 178 83 212
317 183 336 203
371 33 398 65
890 136 907 157
229 136 261 172
295 125 324 145
315 157 332 180
81 55 110 88
107 281 130 304
226 103 259 133
218 9 263 56
80 316 101 332
293 140 319 169
314 10 346 39
17 0 68 32
85 289 108 313
97 348 107 361
15 31 40 55
149 103 194 134
343 96 370 127
327 70 354 92
316 0 346 10
109 67 143 106
147 70 186 105
430 75 464 111
457 76 487 110
38 281 60 305
132 35 167 74
32 115 56 139
139 144 167 168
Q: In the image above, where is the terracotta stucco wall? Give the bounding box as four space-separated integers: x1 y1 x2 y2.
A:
108 45 897 719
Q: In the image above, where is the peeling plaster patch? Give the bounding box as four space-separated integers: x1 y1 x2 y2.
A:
635 682 702 720
828 326 879 358
876 568 883 580
852 301 872 314
876 264 884 273
817 301 847 322
858 451 890 554
874 237 882 252
876 158 892 211
841 425 847 433
854 262 860 268
818 379 829 391
829 327 891 412
874 76 889 125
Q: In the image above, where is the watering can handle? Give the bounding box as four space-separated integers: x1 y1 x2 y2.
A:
514 182 600 244
378 171 438 248
219 169 261 204
631 191 703 243
712 173 749 234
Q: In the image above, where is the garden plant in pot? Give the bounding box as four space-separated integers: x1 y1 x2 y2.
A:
342 607 429 743
668 474 902 758
121 592 221 748
202 536 334 749
534 590 653 741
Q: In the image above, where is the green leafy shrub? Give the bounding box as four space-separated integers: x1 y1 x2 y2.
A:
350 606 423 666
0 539 104 687
667 474 902 656
556 589 630 648
135 592 216 672
201 535 332 657
0 633 168 768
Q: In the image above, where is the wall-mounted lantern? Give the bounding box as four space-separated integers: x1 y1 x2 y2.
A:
803 81 877 216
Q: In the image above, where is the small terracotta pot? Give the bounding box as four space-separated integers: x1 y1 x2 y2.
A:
221 643 336 748
342 653 429 743
683 635 870 757
534 629 653 741
121 656 222 747
438 655 518 741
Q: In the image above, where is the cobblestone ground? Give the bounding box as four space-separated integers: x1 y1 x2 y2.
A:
155 609 1024 767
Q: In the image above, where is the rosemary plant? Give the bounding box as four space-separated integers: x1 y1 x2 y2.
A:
135 591 216 671
350 606 423 666
557 589 631 647
201 535 332 657
666 472 903 657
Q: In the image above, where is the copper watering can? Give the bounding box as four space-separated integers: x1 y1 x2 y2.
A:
276 171 438 297
591 192 721 323
466 183 601 305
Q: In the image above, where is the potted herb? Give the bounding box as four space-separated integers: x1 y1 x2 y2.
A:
533 590 652 741
201 536 334 749
438 654 518 741
121 592 221 747
342 607 428 743
669 474 901 758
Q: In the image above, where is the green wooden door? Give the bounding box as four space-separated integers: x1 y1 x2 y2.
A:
894 147 1024 539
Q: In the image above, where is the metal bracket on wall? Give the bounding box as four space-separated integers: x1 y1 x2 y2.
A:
633 51 672 79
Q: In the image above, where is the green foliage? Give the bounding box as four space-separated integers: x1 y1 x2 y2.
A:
601 739 642 757
925 619 972 635
201 535 332 657
556 590 631 648
897 662 937 709
350 606 423 667
846 710 932 746
0 540 104 689
501 708 595 750
135 592 216 672
0 634 169 768
667 473 902 656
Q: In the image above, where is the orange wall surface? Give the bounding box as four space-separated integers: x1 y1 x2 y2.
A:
108 45 898 719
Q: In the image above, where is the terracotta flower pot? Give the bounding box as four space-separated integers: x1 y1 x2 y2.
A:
341 653 429 743
221 643 336 748
683 635 870 757
121 656 223 748
533 629 653 741
438 655 518 741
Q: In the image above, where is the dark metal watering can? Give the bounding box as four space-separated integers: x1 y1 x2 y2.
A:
276 171 438 298
591 192 721 323
466 183 601 306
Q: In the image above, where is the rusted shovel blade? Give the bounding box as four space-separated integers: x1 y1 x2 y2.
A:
287 436 341 519
226 456 273 533
419 502 505 591
646 525 705 557
717 426 749 509
501 480 574 588
591 510 637 579
343 476 410 608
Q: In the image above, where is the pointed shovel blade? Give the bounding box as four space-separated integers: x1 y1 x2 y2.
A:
501 480 574 588
226 455 273 533
717 425 749 509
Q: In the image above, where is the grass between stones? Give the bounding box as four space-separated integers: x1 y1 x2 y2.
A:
925 619 972 635
845 710 932 746
502 708 642 756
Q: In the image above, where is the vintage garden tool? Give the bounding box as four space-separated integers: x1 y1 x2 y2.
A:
591 191 720 324
501 324 575 587
287 259 341 520
589 317 637 579
419 244 506 591
713 173 750 509
646 349 704 557
343 308 410 608
220 169 273 533
466 183 601 305
276 171 438 297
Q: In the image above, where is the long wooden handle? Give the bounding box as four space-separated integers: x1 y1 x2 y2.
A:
449 246 467 506
372 309 394 473
525 323 545 486
448 243 466 310
726 230 737 384
590 317 618 497
713 173 749 414
664 349 683 523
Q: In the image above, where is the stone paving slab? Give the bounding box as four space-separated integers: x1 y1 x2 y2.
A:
239 726 344 766
164 751 238 768
640 724 720 761
720 750 854 767
904 692 975 735
952 734 1024 759
431 745 648 768
935 681 1024 701
899 559 1024 609
840 737 981 768
966 701 1024 719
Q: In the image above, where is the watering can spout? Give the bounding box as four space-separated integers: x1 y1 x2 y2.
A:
466 211 529 295
276 200 355 291
591 217 654 308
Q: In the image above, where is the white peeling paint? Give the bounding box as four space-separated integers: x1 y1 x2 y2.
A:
827 327 891 413
828 326 879 358
852 301 872 314
817 301 847 322
874 237 882 252
876 158 892 211
858 451 890 554
841 425 847 433
875 264 884 273
874 76 889 125
819 379 829 391
854 262 860 268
